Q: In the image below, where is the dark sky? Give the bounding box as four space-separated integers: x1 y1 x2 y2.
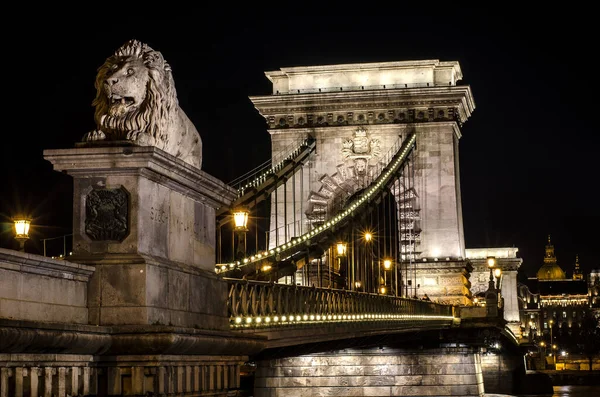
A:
3 11 598 278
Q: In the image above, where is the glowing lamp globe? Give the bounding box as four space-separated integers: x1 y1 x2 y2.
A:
336 242 347 256
14 218 31 240
487 256 496 268
233 208 249 231
494 268 502 278
383 259 392 270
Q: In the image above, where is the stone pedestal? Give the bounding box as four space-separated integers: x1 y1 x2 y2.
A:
412 259 473 306
44 145 238 329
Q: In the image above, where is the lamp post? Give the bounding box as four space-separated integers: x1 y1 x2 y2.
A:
337 241 347 289
494 267 502 309
487 256 496 286
382 259 392 295
538 341 546 368
485 256 501 316
13 218 31 252
363 232 373 292
233 208 249 261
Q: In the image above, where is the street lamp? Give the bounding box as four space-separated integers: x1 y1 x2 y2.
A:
336 242 347 257
382 259 392 295
487 256 496 283
336 241 347 288
363 231 373 293
354 280 362 291
13 218 31 252
494 267 502 289
233 207 249 260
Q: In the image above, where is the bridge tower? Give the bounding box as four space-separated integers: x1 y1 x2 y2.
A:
250 60 475 305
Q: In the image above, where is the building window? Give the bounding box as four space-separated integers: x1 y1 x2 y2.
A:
544 322 548 329
563 311 567 318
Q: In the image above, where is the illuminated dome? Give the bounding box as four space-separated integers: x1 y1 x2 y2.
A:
536 235 566 280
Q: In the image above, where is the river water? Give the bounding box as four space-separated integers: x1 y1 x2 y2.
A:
549 385 600 396
492 385 600 397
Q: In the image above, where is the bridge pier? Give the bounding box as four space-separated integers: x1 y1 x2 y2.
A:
254 347 485 397
480 350 526 396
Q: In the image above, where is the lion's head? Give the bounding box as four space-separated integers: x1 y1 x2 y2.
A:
86 40 202 168
92 39 175 144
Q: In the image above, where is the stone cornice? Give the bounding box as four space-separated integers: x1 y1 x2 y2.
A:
0 319 266 356
267 122 463 140
249 85 475 123
0 248 94 282
43 145 237 210
470 257 523 272
68 252 220 279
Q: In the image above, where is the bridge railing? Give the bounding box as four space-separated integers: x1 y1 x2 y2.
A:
226 278 454 328
228 136 315 194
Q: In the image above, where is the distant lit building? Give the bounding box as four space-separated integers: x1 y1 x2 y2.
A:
518 236 591 343
590 268 600 314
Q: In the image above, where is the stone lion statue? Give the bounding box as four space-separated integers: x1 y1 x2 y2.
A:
84 39 202 169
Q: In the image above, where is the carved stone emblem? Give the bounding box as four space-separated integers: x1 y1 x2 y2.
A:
85 187 129 241
341 127 381 161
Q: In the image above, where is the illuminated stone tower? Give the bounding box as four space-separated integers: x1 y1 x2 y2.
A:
250 60 475 304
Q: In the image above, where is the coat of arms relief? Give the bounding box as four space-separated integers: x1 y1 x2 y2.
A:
341 127 381 188
306 128 382 226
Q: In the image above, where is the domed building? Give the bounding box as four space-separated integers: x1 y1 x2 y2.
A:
536 236 566 280
518 236 590 345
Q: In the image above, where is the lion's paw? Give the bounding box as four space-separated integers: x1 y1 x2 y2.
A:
83 130 106 142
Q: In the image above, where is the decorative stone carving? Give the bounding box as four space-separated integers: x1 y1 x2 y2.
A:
85 187 129 241
341 127 381 160
83 40 202 169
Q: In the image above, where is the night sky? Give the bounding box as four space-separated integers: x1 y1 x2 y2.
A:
3 11 598 278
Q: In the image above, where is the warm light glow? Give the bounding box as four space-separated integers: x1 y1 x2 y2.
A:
380 286 387 294
540 341 545 347
233 208 249 230
383 259 392 270
355 280 362 289
261 265 272 272
487 256 496 268
14 218 31 239
364 232 372 242
494 268 502 278
336 242 347 256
